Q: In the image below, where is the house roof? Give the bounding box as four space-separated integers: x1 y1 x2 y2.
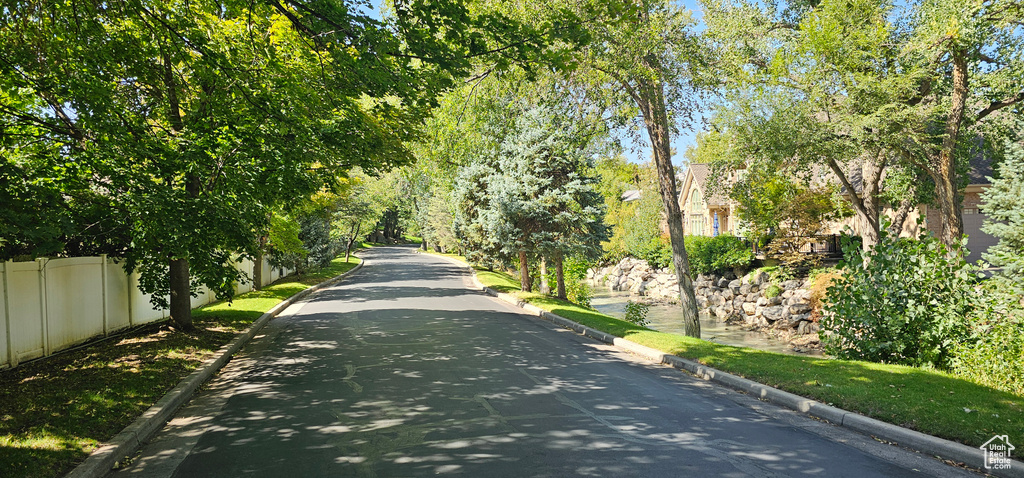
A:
968 142 994 185
621 190 642 202
682 163 729 205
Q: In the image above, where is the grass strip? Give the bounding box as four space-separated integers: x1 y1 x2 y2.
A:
0 255 361 478
430 252 1023 450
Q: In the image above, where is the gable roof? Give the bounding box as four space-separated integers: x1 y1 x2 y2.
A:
682 163 729 206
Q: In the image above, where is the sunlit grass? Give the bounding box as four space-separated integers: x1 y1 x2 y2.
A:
438 253 1024 449
0 255 361 478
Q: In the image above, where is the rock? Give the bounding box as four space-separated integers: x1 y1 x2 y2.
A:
733 297 745 309
782 279 802 290
777 313 810 329
768 296 784 306
756 297 768 306
782 290 794 299
751 271 769 286
696 296 709 308
797 321 807 335
742 302 757 315
722 288 735 301
789 303 812 315
746 293 760 302
739 284 752 295
754 306 765 317
729 279 742 290
807 322 820 334
716 276 730 288
763 305 785 321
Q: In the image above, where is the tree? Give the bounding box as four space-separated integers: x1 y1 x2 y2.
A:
703 0 1024 251
527 0 710 336
498 107 609 298
454 104 608 293
2 0 569 330
982 135 1024 285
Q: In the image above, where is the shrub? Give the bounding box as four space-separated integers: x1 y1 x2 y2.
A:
635 235 673 270
563 256 593 308
685 234 755 275
951 284 1024 396
820 230 977 368
624 300 650 327
808 268 842 314
764 284 782 299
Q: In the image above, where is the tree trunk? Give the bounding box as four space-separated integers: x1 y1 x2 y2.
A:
518 249 532 292
555 254 566 300
254 249 264 291
539 256 551 295
888 197 916 237
632 76 700 338
346 223 360 263
935 49 969 251
168 257 194 331
826 156 881 251
860 152 884 250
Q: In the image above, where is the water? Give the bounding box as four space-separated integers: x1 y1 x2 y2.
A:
589 288 819 356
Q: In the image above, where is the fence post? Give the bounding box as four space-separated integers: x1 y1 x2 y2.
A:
3 260 16 368
101 254 109 336
38 258 49 357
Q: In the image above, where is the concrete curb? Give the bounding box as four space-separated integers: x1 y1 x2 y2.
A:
64 259 365 478
425 252 1023 478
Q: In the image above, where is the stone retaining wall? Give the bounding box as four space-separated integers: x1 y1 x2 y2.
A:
588 257 819 336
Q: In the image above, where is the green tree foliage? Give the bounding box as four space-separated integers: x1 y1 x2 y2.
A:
821 228 977 368
731 164 851 265
982 138 1024 282
454 105 608 294
1 0 578 330
704 0 1024 251
950 135 1024 395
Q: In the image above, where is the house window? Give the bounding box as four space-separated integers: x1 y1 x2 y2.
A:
689 189 704 210
690 215 706 236
964 208 979 215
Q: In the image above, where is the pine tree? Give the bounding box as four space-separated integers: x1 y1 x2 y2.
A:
982 139 1024 286
454 106 609 293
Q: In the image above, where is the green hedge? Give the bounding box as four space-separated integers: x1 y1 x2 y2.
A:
685 234 755 275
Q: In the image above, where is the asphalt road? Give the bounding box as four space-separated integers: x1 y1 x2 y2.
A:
111 246 980 477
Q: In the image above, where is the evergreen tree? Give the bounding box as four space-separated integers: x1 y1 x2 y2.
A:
454 106 609 293
982 138 1024 288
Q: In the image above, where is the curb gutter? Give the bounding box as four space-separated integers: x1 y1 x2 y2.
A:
65 260 365 478
426 253 1024 478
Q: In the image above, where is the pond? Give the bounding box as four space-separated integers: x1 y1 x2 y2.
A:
589 288 820 356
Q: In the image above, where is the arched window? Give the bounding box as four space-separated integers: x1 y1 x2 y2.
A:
689 189 704 210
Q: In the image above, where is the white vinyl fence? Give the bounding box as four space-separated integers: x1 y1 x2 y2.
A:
0 255 291 369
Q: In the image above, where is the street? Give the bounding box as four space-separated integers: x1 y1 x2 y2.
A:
111 246 978 477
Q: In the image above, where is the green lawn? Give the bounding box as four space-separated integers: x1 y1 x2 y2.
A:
0 255 361 478
447 255 1024 450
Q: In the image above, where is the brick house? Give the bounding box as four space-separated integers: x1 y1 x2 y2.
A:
677 157 997 263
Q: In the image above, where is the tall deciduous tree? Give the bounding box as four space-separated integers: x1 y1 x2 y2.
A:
703 0 1023 251
1 0 575 330
567 0 709 337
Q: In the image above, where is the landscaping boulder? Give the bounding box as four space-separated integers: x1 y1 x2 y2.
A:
763 305 785 321
789 303 812 315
